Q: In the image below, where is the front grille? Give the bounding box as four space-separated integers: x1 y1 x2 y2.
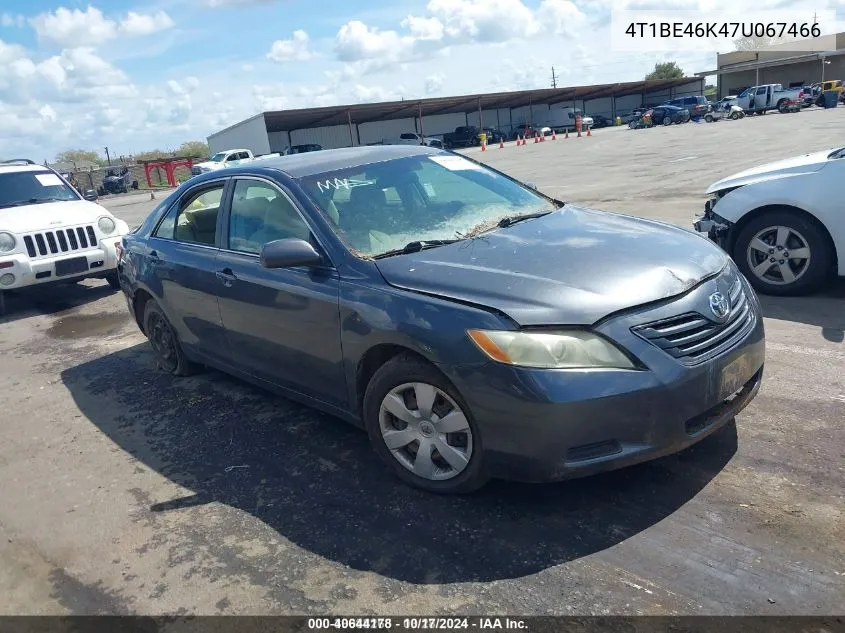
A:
23 226 98 259
632 276 755 365
191 166 203 176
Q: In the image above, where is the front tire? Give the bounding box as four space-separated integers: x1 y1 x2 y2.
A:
362 354 488 494
662 116 672 126
733 210 833 296
143 299 201 376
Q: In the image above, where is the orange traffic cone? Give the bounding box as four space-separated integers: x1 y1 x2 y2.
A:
499 139 504 149
586 126 592 136
534 133 539 144
552 130 556 141
540 133 545 142
481 141 486 152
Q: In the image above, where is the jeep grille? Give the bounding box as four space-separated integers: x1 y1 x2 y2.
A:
23 226 98 258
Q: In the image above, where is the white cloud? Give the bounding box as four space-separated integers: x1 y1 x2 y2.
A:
39 104 57 122
119 11 175 37
1 13 25 28
242 63 255 72
30 6 175 47
353 84 405 102
333 0 583 73
424 73 445 94
267 30 314 62
203 0 280 6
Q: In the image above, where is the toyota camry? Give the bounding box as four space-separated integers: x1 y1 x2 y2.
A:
117 145 765 494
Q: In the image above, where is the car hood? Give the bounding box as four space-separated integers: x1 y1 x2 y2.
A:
1 200 109 234
706 149 833 193
374 206 728 326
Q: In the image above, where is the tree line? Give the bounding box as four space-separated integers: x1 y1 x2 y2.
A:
54 141 210 167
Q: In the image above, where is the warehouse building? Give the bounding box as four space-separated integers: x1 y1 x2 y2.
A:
697 32 845 98
207 77 705 155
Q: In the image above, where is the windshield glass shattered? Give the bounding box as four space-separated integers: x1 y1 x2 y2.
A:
0 171 79 209
299 154 560 258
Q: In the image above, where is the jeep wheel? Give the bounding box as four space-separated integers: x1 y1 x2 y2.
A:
105 272 121 290
733 210 833 296
143 300 200 376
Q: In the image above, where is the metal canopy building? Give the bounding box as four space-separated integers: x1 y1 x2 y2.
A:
208 77 704 154
695 32 845 97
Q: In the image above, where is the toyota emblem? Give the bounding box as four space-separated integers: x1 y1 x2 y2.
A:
709 292 730 320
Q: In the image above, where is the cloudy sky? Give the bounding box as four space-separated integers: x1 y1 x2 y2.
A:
0 0 840 159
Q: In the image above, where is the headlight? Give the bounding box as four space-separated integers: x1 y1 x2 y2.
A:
98 216 116 235
467 329 635 369
0 232 16 253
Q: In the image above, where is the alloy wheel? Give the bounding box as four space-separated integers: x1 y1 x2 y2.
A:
378 382 473 481
746 225 812 286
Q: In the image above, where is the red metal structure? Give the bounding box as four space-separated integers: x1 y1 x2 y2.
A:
140 157 195 188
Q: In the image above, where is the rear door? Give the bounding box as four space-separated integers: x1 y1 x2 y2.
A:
214 176 346 406
144 178 232 365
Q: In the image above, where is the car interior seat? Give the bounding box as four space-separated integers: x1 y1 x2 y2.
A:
229 196 270 252
176 206 219 245
247 196 311 249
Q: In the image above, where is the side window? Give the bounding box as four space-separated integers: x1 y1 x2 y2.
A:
756 86 767 95
153 204 178 239
172 184 225 246
225 153 239 162
228 179 311 255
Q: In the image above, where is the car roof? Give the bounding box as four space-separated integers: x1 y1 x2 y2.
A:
227 144 446 179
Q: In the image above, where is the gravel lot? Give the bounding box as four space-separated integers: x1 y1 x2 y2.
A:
1 109 843 615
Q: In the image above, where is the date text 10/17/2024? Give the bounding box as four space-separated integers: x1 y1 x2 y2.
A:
307 618 528 630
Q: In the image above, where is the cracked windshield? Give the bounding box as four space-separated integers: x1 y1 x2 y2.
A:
302 154 558 257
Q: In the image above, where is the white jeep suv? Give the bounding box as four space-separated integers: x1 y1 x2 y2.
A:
0 159 129 314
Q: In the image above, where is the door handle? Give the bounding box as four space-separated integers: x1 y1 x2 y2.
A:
216 268 237 284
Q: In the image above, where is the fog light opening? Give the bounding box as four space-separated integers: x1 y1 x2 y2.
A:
0 273 15 287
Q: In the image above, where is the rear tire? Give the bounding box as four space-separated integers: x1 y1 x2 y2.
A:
733 210 833 296
363 353 488 494
143 299 201 376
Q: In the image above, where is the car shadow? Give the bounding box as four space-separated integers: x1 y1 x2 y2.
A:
61 343 738 584
757 278 845 343
0 281 118 325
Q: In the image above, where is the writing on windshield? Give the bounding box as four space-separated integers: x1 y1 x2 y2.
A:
300 154 558 257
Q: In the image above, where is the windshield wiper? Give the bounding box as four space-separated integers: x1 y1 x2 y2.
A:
373 239 462 259
496 210 553 228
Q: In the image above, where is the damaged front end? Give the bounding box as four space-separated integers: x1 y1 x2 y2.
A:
694 193 734 249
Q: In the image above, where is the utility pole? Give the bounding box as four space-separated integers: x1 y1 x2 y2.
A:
104 146 111 166
551 66 557 89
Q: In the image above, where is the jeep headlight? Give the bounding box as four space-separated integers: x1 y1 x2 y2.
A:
467 329 635 369
98 216 116 235
0 232 16 253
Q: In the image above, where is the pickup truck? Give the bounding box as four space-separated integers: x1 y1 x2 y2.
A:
442 126 482 149
731 84 804 114
191 148 281 176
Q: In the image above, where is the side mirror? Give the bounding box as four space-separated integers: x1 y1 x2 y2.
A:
260 238 323 269
526 182 538 191
83 189 98 201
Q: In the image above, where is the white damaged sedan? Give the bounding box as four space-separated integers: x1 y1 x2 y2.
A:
695 148 845 296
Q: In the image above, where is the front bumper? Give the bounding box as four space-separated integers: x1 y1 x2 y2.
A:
694 200 732 248
0 239 122 291
446 268 765 483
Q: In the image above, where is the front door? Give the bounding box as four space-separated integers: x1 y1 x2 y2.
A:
145 179 230 365
215 177 346 406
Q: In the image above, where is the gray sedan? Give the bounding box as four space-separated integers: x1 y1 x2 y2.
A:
117 145 765 493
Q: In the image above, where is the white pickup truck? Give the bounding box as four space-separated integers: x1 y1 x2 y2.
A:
731 84 805 114
190 149 281 177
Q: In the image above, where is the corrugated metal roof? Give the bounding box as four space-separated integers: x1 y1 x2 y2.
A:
696 50 845 76
209 78 701 136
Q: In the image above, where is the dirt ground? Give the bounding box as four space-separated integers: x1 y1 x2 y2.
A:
0 109 843 615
